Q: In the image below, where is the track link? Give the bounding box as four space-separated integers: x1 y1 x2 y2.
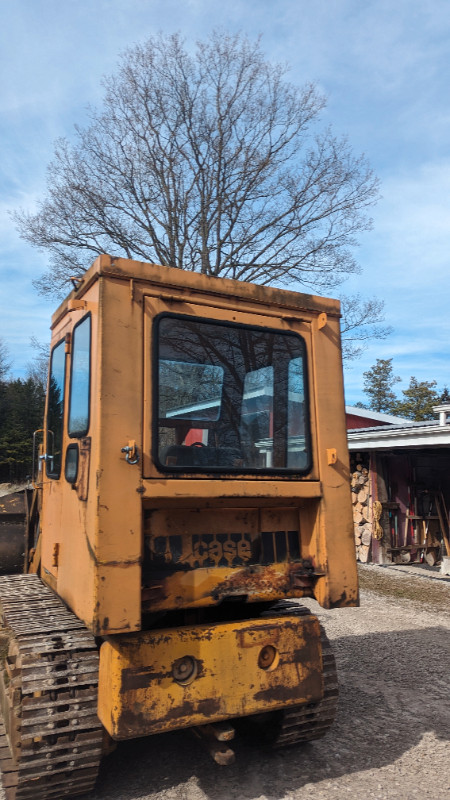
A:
237 602 338 748
0 574 103 800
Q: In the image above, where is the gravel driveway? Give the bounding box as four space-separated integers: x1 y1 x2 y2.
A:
2 565 449 800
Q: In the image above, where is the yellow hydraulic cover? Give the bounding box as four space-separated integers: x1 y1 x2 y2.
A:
98 614 323 739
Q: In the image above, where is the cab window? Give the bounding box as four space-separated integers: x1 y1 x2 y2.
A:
46 339 66 478
155 315 311 474
68 315 91 437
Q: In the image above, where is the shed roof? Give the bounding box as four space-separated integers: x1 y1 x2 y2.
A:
345 406 408 425
347 407 450 451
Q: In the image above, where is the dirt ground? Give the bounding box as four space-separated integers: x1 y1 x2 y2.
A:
1 564 449 800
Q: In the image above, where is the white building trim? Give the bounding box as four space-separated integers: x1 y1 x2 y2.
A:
347 404 450 451
348 425 450 451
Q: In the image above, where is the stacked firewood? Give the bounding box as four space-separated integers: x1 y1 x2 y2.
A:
351 464 371 562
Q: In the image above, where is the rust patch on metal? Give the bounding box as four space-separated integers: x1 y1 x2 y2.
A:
141 561 317 612
122 667 172 688
142 583 168 604
122 659 205 690
119 697 222 737
76 436 91 501
252 672 320 705
164 697 221 723
214 563 314 599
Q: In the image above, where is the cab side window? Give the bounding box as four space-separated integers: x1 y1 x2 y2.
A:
68 315 91 438
46 339 66 478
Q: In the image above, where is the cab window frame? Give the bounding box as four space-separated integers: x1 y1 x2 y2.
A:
152 312 312 477
46 335 67 480
68 313 92 439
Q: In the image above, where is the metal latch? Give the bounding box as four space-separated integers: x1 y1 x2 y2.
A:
121 441 139 465
326 448 337 465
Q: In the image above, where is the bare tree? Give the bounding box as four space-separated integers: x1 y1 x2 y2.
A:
0 339 11 382
340 295 392 361
26 337 49 391
15 32 379 296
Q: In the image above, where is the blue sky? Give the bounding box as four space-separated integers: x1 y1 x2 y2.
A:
1 0 449 404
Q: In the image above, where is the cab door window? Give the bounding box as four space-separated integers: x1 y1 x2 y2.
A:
46 339 66 478
68 315 91 437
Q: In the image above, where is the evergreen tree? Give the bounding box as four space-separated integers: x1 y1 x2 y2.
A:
0 377 45 482
439 386 450 403
362 358 401 413
395 377 440 421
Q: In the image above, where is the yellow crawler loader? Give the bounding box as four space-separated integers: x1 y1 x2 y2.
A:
0 255 358 798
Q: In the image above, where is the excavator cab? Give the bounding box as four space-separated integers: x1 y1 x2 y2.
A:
0 256 358 798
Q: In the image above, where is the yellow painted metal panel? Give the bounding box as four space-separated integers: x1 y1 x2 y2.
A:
142 294 319 483
98 615 323 739
308 311 359 608
51 254 341 329
40 253 358 641
140 479 323 504
41 286 100 626
142 506 319 610
41 274 144 634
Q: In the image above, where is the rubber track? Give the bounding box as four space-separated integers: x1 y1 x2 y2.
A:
0 574 103 800
263 601 338 747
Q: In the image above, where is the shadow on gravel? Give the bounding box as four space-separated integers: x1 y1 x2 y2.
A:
86 626 450 800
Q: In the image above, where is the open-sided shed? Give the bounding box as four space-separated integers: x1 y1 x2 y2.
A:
347 405 450 566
